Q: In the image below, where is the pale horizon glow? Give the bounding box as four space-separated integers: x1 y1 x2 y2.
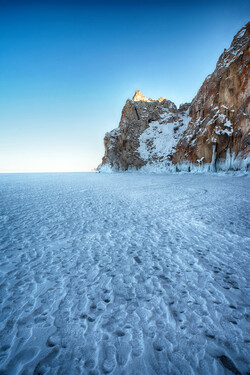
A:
0 142 102 173
0 1 249 173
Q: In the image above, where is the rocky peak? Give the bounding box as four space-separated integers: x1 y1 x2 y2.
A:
215 22 250 72
158 97 167 102
132 90 167 103
100 90 190 170
132 90 148 102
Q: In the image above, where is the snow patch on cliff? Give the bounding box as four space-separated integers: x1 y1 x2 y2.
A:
137 110 191 161
137 120 178 161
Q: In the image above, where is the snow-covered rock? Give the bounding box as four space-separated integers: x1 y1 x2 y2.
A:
100 23 250 172
100 90 191 170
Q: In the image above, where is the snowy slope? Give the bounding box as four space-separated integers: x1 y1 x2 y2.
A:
0 173 250 374
137 109 191 162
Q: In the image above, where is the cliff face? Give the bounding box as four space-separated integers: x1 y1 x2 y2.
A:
173 22 250 169
100 23 250 172
101 91 191 170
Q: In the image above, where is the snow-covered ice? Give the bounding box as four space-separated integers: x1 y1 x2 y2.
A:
0 172 249 374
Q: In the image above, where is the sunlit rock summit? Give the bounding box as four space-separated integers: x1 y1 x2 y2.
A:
100 23 250 172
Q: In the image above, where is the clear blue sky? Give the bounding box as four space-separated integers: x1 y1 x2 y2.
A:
0 0 249 172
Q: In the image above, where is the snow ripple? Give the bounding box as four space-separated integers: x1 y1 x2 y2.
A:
0 173 249 374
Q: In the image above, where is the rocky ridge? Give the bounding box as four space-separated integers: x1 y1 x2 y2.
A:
101 91 191 170
100 23 250 172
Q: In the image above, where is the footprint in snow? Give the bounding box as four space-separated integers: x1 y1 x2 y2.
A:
218 355 241 375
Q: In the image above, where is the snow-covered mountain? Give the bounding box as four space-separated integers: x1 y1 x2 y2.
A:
100 22 250 172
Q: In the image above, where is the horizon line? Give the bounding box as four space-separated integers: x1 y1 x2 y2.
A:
0 170 96 174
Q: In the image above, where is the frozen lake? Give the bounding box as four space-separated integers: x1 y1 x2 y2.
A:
0 172 249 374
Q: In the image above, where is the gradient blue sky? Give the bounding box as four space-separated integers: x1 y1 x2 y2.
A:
0 0 249 172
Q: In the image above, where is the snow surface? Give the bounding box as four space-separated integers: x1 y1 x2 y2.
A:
137 110 191 162
0 173 250 374
237 28 246 39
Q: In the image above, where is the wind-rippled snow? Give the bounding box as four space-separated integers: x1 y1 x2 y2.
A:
0 173 249 374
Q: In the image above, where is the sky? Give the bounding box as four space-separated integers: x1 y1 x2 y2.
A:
0 0 249 173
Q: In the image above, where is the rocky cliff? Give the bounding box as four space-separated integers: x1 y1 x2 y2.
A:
100 23 250 172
